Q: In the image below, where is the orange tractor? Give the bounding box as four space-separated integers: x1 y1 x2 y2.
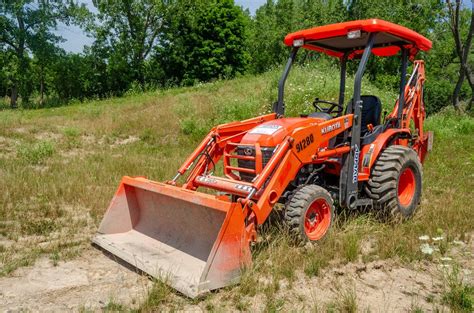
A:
94 19 433 297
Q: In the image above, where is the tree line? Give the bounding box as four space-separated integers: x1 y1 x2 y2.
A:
0 0 472 113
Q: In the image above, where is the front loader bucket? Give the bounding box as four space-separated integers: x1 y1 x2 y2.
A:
93 176 251 298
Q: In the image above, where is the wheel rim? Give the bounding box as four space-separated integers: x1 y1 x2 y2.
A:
398 167 416 206
304 198 331 241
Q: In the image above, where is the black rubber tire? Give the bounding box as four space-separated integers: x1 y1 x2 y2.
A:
365 145 422 219
284 185 334 243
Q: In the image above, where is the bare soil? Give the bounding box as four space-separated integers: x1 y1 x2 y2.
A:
0 249 152 311
0 238 472 312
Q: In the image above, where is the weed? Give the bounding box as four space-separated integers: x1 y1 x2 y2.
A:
343 233 360 263
304 251 327 277
238 270 258 296
442 265 474 312
1 252 38 276
410 306 424 313
234 296 250 311
78 305 94 313
104 300 125 312
205 301 215 311
63 127 81 137
139 279 172 311
426 293 435 303
263 276 280 298
263 297 284 313
335 286 358 313
139 128 155 144
17 140 55 164
50 250 60 266
21 218 57 236
180 118 207 139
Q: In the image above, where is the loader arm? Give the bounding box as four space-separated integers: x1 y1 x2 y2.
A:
172 113 277 184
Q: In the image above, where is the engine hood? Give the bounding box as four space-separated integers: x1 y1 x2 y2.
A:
240 117 324 147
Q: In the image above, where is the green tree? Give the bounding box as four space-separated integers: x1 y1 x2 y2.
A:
446 0 474 111
29 24 60 107
249 0 296 74
92 0 166 89
248 0 348 74
157 0 249 85
0 0 88 108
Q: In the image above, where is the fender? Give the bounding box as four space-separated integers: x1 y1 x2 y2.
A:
358 128 411 180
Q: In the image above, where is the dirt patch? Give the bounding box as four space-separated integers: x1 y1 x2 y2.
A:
0 136 20 159
102 135 140 148
13 127 27 134
284 261 446 312
0 238 471 311
112 135 140 146
60 148 92 160
34 132 62 141
81 134 98 145
0 249 152 311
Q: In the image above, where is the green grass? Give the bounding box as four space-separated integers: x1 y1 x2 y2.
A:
442 265 474 312
331 286 358 313
17 140 55 164
137 279 174 312
0 63 472 310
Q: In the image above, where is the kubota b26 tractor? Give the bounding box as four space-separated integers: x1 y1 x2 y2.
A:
94 19 433 298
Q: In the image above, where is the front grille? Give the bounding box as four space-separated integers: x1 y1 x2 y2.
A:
236 146 275 182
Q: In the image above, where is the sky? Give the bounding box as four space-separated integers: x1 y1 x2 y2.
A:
56 0 267 53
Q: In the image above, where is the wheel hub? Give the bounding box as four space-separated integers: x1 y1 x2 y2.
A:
304 199 331 241
398 167 416 206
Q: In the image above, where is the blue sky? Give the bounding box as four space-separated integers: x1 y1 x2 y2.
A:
56 0 267 53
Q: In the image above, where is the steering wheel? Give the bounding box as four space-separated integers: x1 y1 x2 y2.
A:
312 98 343 116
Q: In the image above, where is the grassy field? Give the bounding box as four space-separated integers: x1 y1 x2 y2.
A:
0 64 473 311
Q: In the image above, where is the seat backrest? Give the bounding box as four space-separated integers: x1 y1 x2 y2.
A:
346 95 382 134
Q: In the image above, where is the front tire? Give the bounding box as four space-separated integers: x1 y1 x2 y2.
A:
366 145 422 219
284 185 334 242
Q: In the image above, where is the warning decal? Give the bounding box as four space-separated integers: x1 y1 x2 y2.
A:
248 124 282 135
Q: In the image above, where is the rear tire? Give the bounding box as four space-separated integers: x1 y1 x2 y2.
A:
284 185 334 243
366 145 422 219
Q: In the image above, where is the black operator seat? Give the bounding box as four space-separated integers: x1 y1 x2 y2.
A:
347 95 382 134
346 95 381 131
